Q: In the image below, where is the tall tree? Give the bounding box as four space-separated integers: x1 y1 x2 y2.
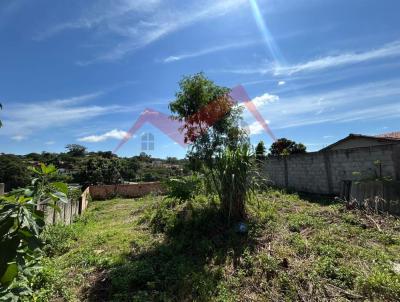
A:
0 154 31 191
169 72 246 167
255 141 266 160
65 144 87 157
269 138 306 156
75 157 122 187
169 73 252 221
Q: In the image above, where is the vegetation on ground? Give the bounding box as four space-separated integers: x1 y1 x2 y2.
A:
0 164 69 300
32 191 400 301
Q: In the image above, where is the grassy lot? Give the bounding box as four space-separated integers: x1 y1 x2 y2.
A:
33 190 400 301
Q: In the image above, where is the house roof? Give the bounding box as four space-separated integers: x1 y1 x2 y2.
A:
320 133 400 152
376 131 400 140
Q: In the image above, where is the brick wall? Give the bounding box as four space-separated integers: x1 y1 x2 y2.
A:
263 144 400 195
89 182 166 200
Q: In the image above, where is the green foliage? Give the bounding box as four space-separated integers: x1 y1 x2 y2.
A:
75 157 122 186
169 73 255 220
356 266 400 300
0 164 68 298
164 175 202 202
27 191 400 301
1 150 189 189
119 157 140 181
0 154 31 192
67 187 82 203
287 213 321 232
212 144 257 222
314 257 356 288
269 138 307 156
31 259 74 301
146 198 178 233
41 224 78 257
65 144 87 157
169 73 245 167
255 140 266 160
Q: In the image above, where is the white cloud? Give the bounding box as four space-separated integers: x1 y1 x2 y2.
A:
243 78 400 131
248 120 270 136
11 135 26 141
278 80 286 86
276 41 400 75
252 92 279 108
163 40 257 63
45 141 55 145
37 0 247 63
218 40 400 76
1 92 126 139
78 129 131 142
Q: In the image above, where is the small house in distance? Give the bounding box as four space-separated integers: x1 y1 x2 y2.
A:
320 132 400 151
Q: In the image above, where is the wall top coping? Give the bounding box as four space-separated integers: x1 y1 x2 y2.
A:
264 143 400 161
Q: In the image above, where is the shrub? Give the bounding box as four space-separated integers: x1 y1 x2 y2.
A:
0 164 68 299
164 175 202 203
41 224 78 257
212 144 257 222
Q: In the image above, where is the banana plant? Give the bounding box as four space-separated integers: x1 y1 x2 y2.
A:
0 164 68 293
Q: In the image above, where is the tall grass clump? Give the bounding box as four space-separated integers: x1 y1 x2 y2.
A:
212 144 258 222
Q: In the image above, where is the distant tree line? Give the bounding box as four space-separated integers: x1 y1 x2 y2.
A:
255 138 306 159
0 144 189 191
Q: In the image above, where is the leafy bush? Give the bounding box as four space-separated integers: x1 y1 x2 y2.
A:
164 175 202 203
147 198 182 233
0 164 68 299
74 157 122 187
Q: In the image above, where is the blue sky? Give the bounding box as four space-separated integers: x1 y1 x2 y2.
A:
0 0 399 158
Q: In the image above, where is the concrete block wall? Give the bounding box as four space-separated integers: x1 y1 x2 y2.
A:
286 152 330 194
264 158 287 187
350 181 400 215
263 144 400 196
